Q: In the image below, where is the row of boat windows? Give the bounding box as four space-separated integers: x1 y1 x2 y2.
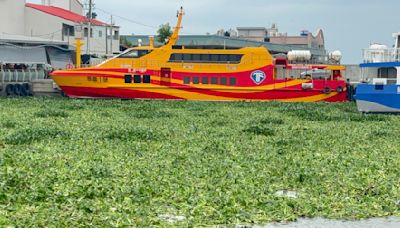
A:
124 75 151 84
183 76 237 85
118 50 151 58
170 54 243 64
123 74 237 86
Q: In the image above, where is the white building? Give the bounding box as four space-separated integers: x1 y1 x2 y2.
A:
237 27 269 42
0 0 120 57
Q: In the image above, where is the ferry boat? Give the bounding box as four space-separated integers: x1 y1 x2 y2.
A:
51 8 347 102
355 33 400 112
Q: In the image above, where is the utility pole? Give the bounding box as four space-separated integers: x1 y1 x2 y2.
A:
86 0 93 55
110 15 113 55
105 26 108 56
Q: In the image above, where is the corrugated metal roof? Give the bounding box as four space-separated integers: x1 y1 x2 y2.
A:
0 34 68 46
26 3 108 26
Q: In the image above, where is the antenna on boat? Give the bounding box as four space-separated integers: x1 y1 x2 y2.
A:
164 7 184 48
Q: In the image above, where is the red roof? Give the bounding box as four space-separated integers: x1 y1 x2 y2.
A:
26 3 108 26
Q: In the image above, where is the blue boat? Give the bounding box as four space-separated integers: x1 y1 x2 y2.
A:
355 33 400 113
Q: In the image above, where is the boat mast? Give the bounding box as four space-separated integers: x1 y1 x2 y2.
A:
164 7 184 48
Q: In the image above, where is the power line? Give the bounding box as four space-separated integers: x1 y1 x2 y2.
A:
96 7 158 29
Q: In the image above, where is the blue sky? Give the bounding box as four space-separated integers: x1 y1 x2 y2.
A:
29 0 400 63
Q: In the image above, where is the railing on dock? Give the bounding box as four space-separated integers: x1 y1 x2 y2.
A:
363 48 400 63
0 69 48 83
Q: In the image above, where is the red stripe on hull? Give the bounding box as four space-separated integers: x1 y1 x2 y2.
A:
60 86 347 102
61 86 182 100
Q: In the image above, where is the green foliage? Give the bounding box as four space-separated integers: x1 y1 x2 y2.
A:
120 36 133 48
156 23 173 43
0 97 399 226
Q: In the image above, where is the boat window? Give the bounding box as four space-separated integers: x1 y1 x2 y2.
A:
201 54 210 62
183 54 192 61
117 50 150 58
211 54 219 62
171 54 183 61
124 75 132 83
192 54 201 61
230 77 237 86
143 75 151 84
211 77 218 84
202 77 209 84
134 75 141 83
220 55 228 62
192 77 200 84
220 77 227 85
375 85 384 90
229 55 241 62
183 76 190 84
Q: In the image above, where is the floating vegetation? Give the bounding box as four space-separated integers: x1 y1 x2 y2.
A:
0 97 399 226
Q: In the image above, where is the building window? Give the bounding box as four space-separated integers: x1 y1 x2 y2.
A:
134 75 141 83
183 76 190 84
230 77 237 85
62 23 75 37
124 75 132 83
113 30 119 40
143 75 151 84
99 30 103 38
220 77 227 85
202 77 209 84
84 27 88 37
211 77 218 85
192 77 200 84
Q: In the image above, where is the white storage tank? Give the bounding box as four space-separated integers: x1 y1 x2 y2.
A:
287 50 312 61
329 50 342 62
368 43 388 63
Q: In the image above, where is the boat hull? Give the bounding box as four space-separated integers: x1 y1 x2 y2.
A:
52 68 348 102
355 84 400 113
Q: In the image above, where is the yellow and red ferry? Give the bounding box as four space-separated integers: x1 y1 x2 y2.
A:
51 8 347 102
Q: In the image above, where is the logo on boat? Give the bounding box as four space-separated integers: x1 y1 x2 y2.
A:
251 70 266 85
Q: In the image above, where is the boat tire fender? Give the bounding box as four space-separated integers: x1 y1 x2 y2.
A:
5 84 14 96
13 84 23 96
22 83 32 96
323 86 332 94
336 86 344 93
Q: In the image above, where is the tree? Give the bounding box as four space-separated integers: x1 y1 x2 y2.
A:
157 23 173 43
120 36 133 48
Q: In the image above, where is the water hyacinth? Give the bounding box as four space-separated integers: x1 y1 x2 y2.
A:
0 97 399 226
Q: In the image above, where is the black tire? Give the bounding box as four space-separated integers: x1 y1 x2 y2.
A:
20 85 28 97
336 86 344 93
13 84 23 96
5 84 14 96
60 90 68 97
22 83 32 96
323 86 332 94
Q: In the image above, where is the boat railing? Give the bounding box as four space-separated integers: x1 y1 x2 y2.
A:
363 48 400 63
0 69 48 83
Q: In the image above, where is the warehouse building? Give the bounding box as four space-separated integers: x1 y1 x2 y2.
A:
121 35 328 63
0 0 120 69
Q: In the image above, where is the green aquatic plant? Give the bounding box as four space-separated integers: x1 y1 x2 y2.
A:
0 97 399 226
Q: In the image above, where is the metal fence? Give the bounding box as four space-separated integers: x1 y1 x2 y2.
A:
0 69 48 83
363 48 400 63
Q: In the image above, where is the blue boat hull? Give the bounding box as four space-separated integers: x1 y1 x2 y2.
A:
355 84 400 113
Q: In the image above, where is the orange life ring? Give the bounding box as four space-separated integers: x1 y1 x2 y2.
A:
65 63 74 69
